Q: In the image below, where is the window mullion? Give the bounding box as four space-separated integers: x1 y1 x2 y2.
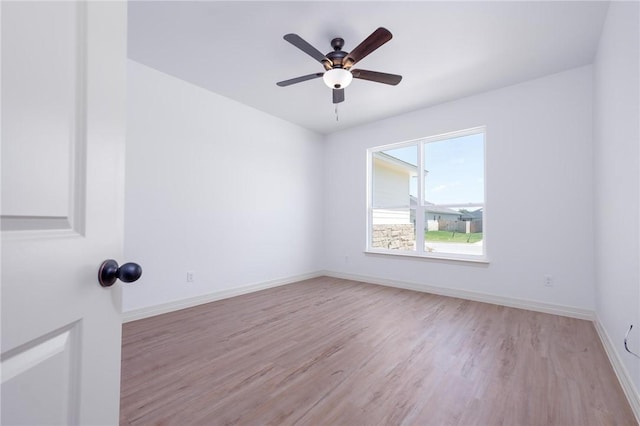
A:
415 142 425 253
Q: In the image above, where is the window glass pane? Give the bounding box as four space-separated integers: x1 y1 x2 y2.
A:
372 208 416 251
424 206 483 256
372 146 417 208
423 133 484 205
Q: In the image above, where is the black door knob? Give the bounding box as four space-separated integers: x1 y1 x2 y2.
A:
98 259 142 287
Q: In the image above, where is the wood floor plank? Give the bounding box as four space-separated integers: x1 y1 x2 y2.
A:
120 277 637 425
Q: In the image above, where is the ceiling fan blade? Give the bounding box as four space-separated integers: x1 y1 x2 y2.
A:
284 34 332 67
276 72 324 87
344 27 392 68
333 88 345 104
351 69 402 85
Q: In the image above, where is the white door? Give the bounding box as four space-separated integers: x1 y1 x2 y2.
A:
1 1 128 425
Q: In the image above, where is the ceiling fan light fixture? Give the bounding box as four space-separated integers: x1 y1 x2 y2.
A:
323 68 353 89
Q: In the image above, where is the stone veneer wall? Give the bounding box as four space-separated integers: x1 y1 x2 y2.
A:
372 224 415 250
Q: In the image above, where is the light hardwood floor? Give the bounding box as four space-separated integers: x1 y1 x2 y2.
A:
120 277 636 425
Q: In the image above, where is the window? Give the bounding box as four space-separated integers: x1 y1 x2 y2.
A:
368 127 486 261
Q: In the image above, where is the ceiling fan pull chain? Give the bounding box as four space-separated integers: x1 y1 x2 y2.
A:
335 104 339 122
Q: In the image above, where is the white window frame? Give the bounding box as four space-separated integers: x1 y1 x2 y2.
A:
366 126 488 263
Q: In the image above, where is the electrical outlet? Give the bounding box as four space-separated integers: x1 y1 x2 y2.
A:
544 275 553 287
186 271 195 283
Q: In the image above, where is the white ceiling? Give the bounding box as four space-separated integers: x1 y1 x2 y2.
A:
128 1 609 135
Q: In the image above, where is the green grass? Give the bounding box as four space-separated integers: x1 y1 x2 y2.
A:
425 231 483 244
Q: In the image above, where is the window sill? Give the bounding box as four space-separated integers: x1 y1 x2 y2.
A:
364 249 490 264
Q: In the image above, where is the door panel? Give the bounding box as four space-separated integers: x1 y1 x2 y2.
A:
2 323 80 425
1 1 84 231
1 1 127 424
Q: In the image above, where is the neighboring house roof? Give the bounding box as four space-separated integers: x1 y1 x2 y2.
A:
410 197 460 215
373 151 417 175
409 197 484 218
425 203 460 216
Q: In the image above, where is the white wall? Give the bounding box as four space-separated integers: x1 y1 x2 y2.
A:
123 60 324 312
324 66 595 311
593 0 640 397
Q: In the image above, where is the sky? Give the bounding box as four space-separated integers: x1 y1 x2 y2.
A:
382 132 484 205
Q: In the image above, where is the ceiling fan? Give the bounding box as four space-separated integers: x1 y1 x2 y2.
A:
276 27 402 104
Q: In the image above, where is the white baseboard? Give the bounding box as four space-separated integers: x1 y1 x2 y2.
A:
321 270 594 320
594 316 640 423
123 270 593 324
122 271 324 323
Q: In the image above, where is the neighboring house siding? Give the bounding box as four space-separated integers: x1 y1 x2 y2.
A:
373 209 411 225
372 156 412 225
372 157 411 208
425 211 459 222
372 154 415 249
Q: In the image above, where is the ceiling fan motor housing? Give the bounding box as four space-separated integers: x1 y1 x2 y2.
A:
327 37 348 70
